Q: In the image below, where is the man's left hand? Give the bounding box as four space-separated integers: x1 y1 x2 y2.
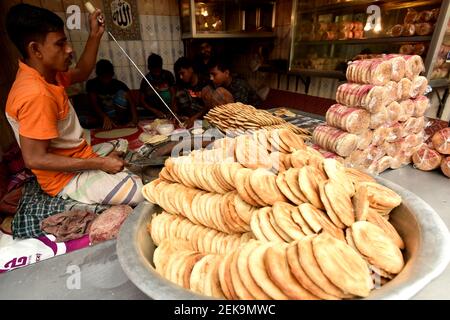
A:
108 150 125 158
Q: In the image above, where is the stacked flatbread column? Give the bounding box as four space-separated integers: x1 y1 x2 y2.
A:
204 102 311 139
141 131 408 299
313 55 430 174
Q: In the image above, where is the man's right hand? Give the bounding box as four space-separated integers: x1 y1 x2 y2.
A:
102 116 116 130
100 153 125 174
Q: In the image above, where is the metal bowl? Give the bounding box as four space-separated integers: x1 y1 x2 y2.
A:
116 177 450 300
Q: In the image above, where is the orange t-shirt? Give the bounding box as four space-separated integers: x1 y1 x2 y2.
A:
5 61 98 196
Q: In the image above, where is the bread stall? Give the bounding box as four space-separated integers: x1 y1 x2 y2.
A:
0 113 449 301
0 1 449 303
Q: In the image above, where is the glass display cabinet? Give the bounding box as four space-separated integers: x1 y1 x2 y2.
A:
179 0 276 38
289 0 450 87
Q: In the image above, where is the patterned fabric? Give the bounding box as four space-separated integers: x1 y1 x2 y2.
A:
59 138 143 205
7 170 34 192
40 210 97 242
59 169 144 206
12 179 108 239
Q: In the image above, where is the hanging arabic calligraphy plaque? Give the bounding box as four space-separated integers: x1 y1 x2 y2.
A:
102 0 141 40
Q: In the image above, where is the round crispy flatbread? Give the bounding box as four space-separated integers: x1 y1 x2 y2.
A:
218 252 238 300
227 193 251 232
278 129 306 152
165 250 190 282
235 168 260 207
171 251 198 286
250 208 270 242
257 207 286 242
244 171 269 206
234 194 256 225
219 193 237 234
250 168 287 205
269 212 293 242
276 171 304 205
286 243 340 300
142 178 162 204
235 135 272 169
153 239 175 274
353 185 370 221
359 182 402 209
230 249 256 300
312 233 373 297
231 204 252 233
318 180 345 229
297 236 350 298
182 252 207 289
265 245 319 300
299 203 345 241
291 207 315 235
299 166 327 209
351 221 405 274
248 243 289 300
190 254 217 295
237 241 271 299
203 255 225 298
366 208 404 249
323 158 355 196
272 202 305 240
95 127 138 139
345 167 376 186
284 168 309 203
324 181 355 227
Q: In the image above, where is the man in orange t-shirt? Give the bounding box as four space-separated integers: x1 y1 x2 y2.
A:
5 4 143 206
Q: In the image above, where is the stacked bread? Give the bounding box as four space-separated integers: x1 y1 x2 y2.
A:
142 131 407 299
204 102 310 139
313 54 430 174
412 127 450 178
390 8 439 37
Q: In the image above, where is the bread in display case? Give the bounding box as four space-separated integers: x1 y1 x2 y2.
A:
289 0 450 86
179 0 276 39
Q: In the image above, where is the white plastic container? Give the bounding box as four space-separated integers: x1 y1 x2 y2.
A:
156 123 174 135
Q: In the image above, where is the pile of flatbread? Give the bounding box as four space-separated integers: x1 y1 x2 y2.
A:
204 102 310 139
138 132 168 145
142 131 406 299
94 127 138 139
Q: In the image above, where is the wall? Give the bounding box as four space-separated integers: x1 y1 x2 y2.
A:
247 0 340 101
0 0 22 153
18 0 183 93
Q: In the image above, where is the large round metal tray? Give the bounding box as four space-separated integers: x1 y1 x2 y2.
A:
116 177 450 300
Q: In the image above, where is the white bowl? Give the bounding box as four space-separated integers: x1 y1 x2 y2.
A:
156 124 174 135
